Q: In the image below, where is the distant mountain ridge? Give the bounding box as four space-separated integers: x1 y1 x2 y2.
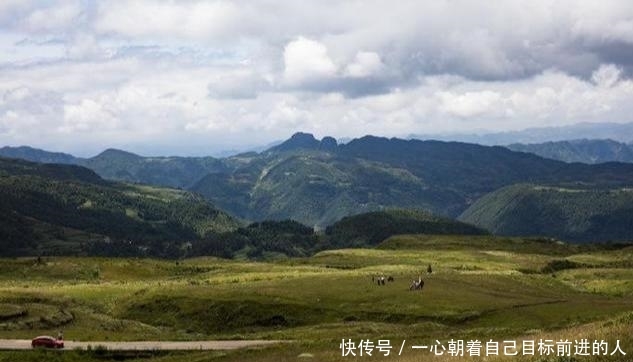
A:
506 139 633 164
267 132 338 153
411 122 633 145
81 149 227 188
0 146 226 189
0 145 78 164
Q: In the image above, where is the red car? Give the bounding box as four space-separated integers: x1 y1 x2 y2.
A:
31 336 64 349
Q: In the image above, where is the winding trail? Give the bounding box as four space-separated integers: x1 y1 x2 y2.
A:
0 339 285 351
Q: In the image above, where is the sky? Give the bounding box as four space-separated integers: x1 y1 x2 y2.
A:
1 0 633 156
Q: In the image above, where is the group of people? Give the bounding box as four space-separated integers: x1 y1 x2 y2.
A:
371 264 432 291
409 276 424 291
372 275 394 285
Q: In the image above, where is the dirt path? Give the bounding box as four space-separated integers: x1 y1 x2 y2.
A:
0 339 285 350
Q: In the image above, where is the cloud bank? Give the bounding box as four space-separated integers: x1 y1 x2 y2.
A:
1 0 633 155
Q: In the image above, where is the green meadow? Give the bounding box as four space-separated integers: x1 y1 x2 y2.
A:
0 235 631 362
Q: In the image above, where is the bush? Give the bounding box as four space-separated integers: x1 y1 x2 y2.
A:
541 259 582 273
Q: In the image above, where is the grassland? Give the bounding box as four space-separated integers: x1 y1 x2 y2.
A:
0 235 631 361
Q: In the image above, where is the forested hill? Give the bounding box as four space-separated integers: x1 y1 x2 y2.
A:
459 184 633 243
0 157 239 257
78 149 227 188
323 209 487 249
0 156 103 184
171 209 489 259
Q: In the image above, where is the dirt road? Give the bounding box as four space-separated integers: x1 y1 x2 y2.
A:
0 339 285 350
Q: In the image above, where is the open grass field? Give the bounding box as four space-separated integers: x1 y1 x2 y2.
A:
0 234 631 361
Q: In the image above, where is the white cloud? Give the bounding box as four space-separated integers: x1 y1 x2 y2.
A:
2 1 633 154
344 51 384 78
207 69 271 99
62 98 117 133
2 87 31 102
437 90 502 118
283 37 337 87
266 98 312 129
20 0 81 33
591 64 621 88
65 33 112 60
569 1 633 44
0 0 35 25
94 0 243 41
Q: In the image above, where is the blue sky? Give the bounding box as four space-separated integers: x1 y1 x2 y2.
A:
1 0 633 156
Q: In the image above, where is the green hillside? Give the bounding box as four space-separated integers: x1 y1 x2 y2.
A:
0 239 631 362
378 234 579 255
0 145 77 164
0 156 103 184
192 220 319 259
78 149 227 188
0 157 239 257
459 184 633 242
191 209 487 259
193 151 463 226
323 209 488 248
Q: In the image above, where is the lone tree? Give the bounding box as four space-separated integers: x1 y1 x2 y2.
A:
427 264 432 274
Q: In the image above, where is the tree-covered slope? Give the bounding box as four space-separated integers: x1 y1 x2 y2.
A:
323 209 488 248
191 209 487 259
339 136 563 194
192 150 464 227
0 156 103 184
459 184 633 242
0 145 78 164
0 157 239 256
339 136 633 191
77 149 227 189
507 139 633 164
191 219 319 259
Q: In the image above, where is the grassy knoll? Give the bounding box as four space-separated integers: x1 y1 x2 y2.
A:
0 235 631 361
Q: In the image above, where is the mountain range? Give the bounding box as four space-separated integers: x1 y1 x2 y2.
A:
190 133 633 227
506 139 633 164
411 121 633 145
3 132 633 243
0 146 226 189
